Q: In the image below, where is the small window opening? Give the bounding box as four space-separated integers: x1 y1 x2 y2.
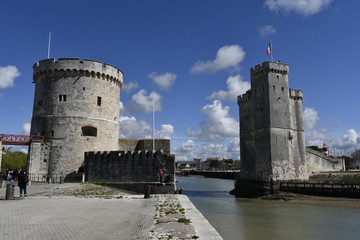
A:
59 95 67 101
38 100 43 106
82 126 97 137
273 85 275 90
97 96 102 106
281 87 284 91
51 130 54 137
83 87 85 90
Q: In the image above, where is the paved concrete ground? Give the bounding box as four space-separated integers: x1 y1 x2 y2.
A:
0 182 222 240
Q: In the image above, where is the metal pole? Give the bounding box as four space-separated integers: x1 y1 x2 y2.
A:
48 32 51 59
152 96 155 152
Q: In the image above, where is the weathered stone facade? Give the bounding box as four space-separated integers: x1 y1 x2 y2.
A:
85 150 175 193
238 61 306 182
236 61 344 197
28 140 50 179
306 148 344 173
29 58 123 179
0 139 2 169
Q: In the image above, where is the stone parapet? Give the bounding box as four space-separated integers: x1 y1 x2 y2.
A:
33 58 123 87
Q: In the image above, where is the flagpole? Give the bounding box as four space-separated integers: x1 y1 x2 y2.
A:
270 40 273 62
47 32 51 59
152 95 155 152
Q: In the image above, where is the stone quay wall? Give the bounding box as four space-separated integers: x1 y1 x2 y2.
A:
85 150 175 194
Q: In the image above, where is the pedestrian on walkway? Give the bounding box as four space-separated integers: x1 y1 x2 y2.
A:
18 170 28 198
159 169 164 183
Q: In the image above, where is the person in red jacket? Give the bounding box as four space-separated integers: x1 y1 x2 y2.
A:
159 169 164 183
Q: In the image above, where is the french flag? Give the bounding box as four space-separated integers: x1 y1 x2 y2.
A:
266 42 271 56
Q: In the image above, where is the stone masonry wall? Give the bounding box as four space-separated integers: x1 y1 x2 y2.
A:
30 58 123 179
27 140 50 180
306 148 345 173
85 150 175 183
0 140 2 170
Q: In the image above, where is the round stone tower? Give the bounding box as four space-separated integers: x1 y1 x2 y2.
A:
30 58 123 179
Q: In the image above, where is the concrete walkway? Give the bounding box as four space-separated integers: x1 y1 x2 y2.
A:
0 182 222 240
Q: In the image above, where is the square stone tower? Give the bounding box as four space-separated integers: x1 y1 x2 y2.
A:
236 61 306 196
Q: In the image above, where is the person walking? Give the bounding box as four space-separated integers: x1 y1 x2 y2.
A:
18 170 28 198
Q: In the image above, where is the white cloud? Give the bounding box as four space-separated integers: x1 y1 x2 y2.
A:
158 124 174 139
207 75 250 101
120 101 125 111
332 129 360 152
187 100 239 141
306 128 360 156
0 65 21 88
190 45 245 74
126 89 162 114
172 138 240 161
303 107 319 130
174 140 196 154
148 72 177 91
119 116 174 139
120 116 152 139
22 122 31 135
122 81 139 92
257 25 277 38
264 0 332 16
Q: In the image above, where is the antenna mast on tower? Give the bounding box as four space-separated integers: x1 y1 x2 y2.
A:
47 32 51 59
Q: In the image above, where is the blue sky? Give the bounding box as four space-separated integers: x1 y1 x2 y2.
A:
1 0 359 160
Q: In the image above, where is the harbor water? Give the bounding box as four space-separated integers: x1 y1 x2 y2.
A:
176 176 360 240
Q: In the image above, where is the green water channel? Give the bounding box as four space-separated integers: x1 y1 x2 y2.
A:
176 176 360 240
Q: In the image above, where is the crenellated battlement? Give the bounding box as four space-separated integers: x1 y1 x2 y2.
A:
33 58 123 87
237 90 252 104
85 149 175 186
289 89 303 99
90 149 169 161
251 61 289 77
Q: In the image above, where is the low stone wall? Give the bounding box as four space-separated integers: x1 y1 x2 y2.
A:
309 171 360 184
306 148 345 174
108 182 175 194
85 150 175 194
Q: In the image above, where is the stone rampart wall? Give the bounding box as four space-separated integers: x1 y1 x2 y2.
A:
306 148 344 173
85 150 175 183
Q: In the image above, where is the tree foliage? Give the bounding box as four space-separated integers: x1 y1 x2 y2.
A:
351 149 360 160
1 151 28 169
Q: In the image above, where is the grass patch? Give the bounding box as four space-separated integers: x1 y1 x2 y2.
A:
177 218 191 224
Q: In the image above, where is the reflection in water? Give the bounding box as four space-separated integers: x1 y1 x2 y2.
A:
176 176 360 240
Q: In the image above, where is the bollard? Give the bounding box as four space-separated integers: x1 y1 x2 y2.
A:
144 185 151 198
5 183 15 200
